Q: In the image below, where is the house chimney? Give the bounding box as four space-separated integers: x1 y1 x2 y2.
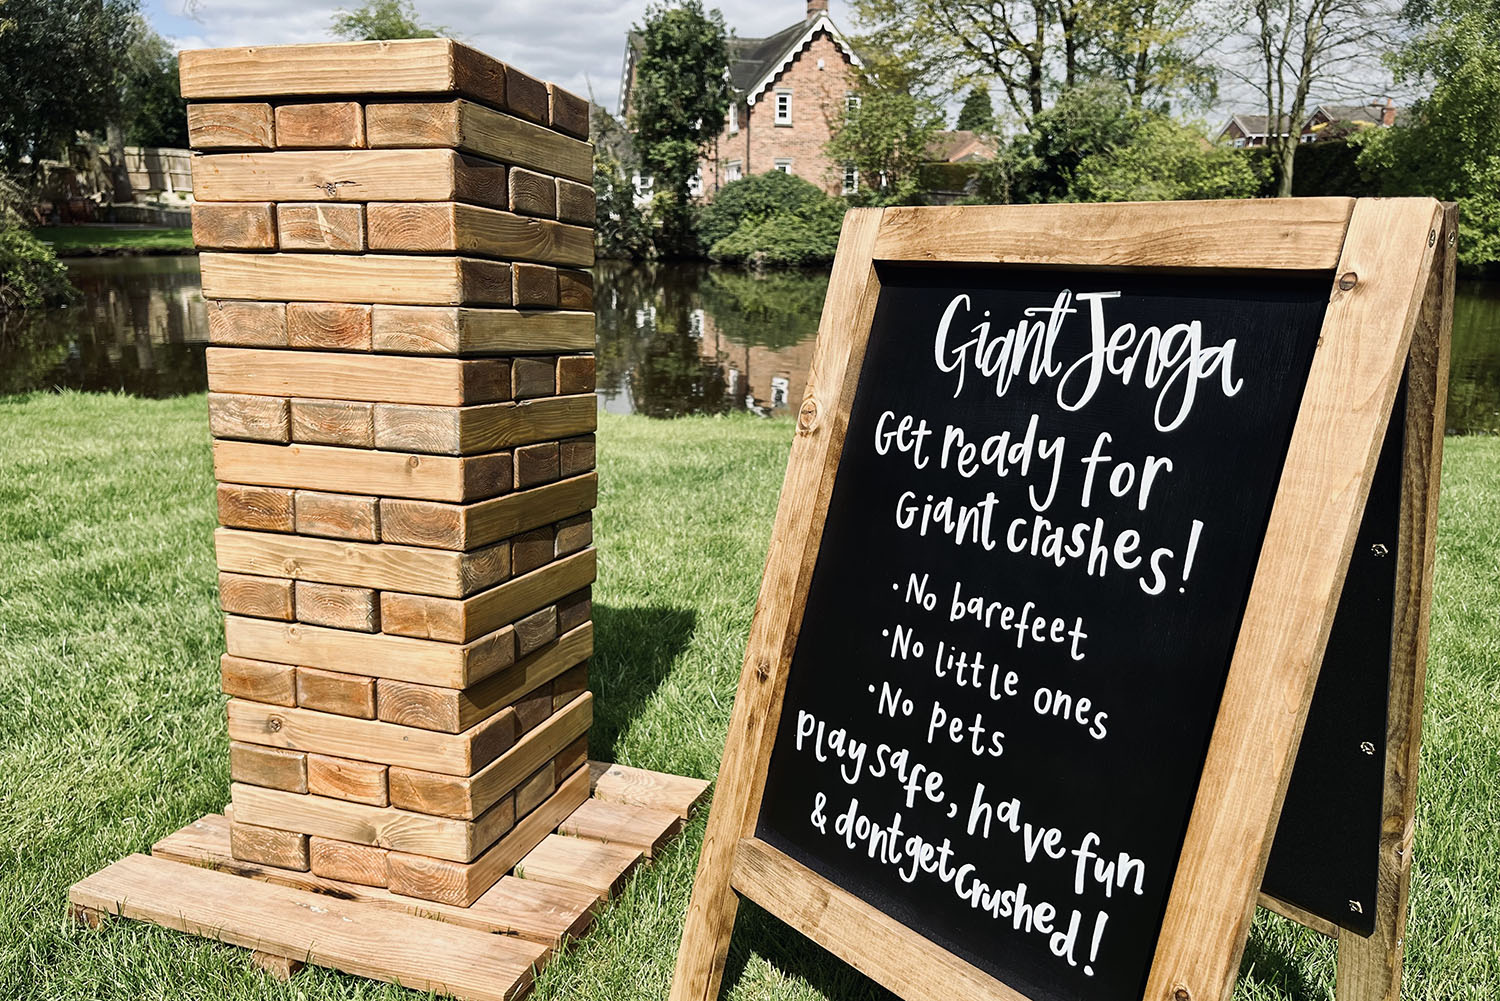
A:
807 0 829 18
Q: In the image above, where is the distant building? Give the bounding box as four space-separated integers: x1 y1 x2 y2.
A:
926 130 998 164
1219 100 1400 147
619 0 863 197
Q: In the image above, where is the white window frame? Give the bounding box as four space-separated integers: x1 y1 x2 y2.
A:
775 89 792 126
842 162 859 194
845 92 861 115
688 165 703 198
725 159 742 182
774 158 793 175
728 104 739 134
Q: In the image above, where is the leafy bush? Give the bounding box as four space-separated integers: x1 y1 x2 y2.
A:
708 200 845 268
697 171 835 250
0 224 75 313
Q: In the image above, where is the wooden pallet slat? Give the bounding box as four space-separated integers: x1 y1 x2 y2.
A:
514 833 642 904
588 761 711 819
558 798 685 858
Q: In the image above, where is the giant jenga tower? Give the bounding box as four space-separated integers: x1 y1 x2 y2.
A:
185 39 599 907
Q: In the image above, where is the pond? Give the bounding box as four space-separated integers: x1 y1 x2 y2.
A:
3 256 1498 434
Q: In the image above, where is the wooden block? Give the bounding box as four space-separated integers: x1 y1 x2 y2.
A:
295 582 380 634
386 762 589 906
508 167 557 218
67 851 547 1001
153 813 598 946
514 833 640 904
290 398 375 448
556 734 587 776
514 441 559 489
515 762 556 817
222 653 297 706
388 693 591 820
208 347 508 406
208 392 290 443
309 753 389 806
296 665 378 717
512 262 558 307
373 394 593 457
287 303 373 350
366 99 591 184
188 102 274 148
193 149 506 207
514 605 557 657
555 179 595 227
511 357 556 400
276 203 366 252
588 761 710 819
231 822 309 871
377 622 592 733
556 269 593 310
309 837 389 887
216 527 509 599
558 798 684 858
217 483 295 533
213 441 512 504
514 681 553 734
511 526 556 576
378 474 596 551
219 571 294 620
380 549 595 644
225 614 515 689
180 39 508 107
295 490 380 542
371 306 594 355
555 589 590 634
209 300 287 347
547 84 589 140
251 950 306 980
201 251 511 307
502 65 548 124
554 513 592 556
551 662 588 711
230 741 308 793
231 782 512 862
229 698 517 777
275 101 366 148
366 202 592 268
556 355 594 394
193 202 276 249
559 434 595 478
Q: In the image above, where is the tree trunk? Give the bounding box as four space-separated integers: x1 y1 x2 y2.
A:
105 122 134 205
1276 139 1295 197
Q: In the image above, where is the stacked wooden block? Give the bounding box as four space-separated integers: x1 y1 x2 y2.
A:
182 39 599 908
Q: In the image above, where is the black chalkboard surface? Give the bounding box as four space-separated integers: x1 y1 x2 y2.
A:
756 265 1330 1001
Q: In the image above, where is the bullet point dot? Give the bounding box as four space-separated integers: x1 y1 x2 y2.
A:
868 685 875 693
881 629 889 637
1178 586 1186 593
892 582 899 590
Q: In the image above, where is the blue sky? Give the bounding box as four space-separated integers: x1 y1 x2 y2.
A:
143 0 836 114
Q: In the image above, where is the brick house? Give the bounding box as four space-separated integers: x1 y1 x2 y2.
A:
1219 101 1400 147
619 0 864 197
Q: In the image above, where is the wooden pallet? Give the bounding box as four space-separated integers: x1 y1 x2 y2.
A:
69 761 707 1001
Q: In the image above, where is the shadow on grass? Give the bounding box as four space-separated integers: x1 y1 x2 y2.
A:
1239 932 1323 1000
724 900 900 1001
589 602 697 760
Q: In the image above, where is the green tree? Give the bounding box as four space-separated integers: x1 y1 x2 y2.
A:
121 20 188 148
628 0 730 256
591 107 653 259
0 0 139 177
955 84 994 131
1072 114 1265 200
330 0 444 40
825 55 945 205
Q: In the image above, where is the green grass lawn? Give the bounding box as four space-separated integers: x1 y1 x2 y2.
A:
34 226 195 255
0 392 1495 1000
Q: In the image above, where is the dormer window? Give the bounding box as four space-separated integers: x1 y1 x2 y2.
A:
775 89 792 126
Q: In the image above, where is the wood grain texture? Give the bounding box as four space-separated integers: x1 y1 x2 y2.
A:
289 398 375 447
208 300 286 347
208 347 508 406
558 799 683 858
1333 202 1455 1001
589 761 709 820
294 490 379 542
513 833 640 905
365 100 592 184
377 622 593 734
218 571 294 620
373 394 594 457
388 693 592 820
213 440 512 504
217 483 295 532
68 852 545 1001
502 65 548 124
193 149 505 207
180 39 500 102
201 251 511 307
378 474 596 552
230 822 309 870
274 102 365 149
153 813 597 947
308 753 389 806
249 950 304 980
557 269 593 311
208 392 289 443
294 582 380 633
507 167 557 218
229 740 308 793
874 198 1355 270
221 654 297 706
547 84 589 140
295 664 378 715
224 614 515 689
379 549 596 643
366 202 593 268
555 179 595 227
286 303 372 350
512 262 559 308
386 763 589 906
371 305 594 355
187 103 274 149
276 202 366 252
670 207 886 1001
309 836 389 887
731 838 1028 1001
1144 199 1444 1001
192 202 276 249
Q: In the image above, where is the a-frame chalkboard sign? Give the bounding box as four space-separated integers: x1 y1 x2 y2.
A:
672 198 1453 1001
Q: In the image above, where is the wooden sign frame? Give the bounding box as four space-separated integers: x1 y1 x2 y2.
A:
670 198 1453 1001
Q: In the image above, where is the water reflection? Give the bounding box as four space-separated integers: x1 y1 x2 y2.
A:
2 255 1497 435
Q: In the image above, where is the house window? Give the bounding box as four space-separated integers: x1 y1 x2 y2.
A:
842 162 859 194
845 93 861 115
728 104 739 134
771 376 790 408
634 172 653 198
1232 137 1246 148
689 166 703 197
775 89 792 125
774 158 793 175
726 160 742 182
